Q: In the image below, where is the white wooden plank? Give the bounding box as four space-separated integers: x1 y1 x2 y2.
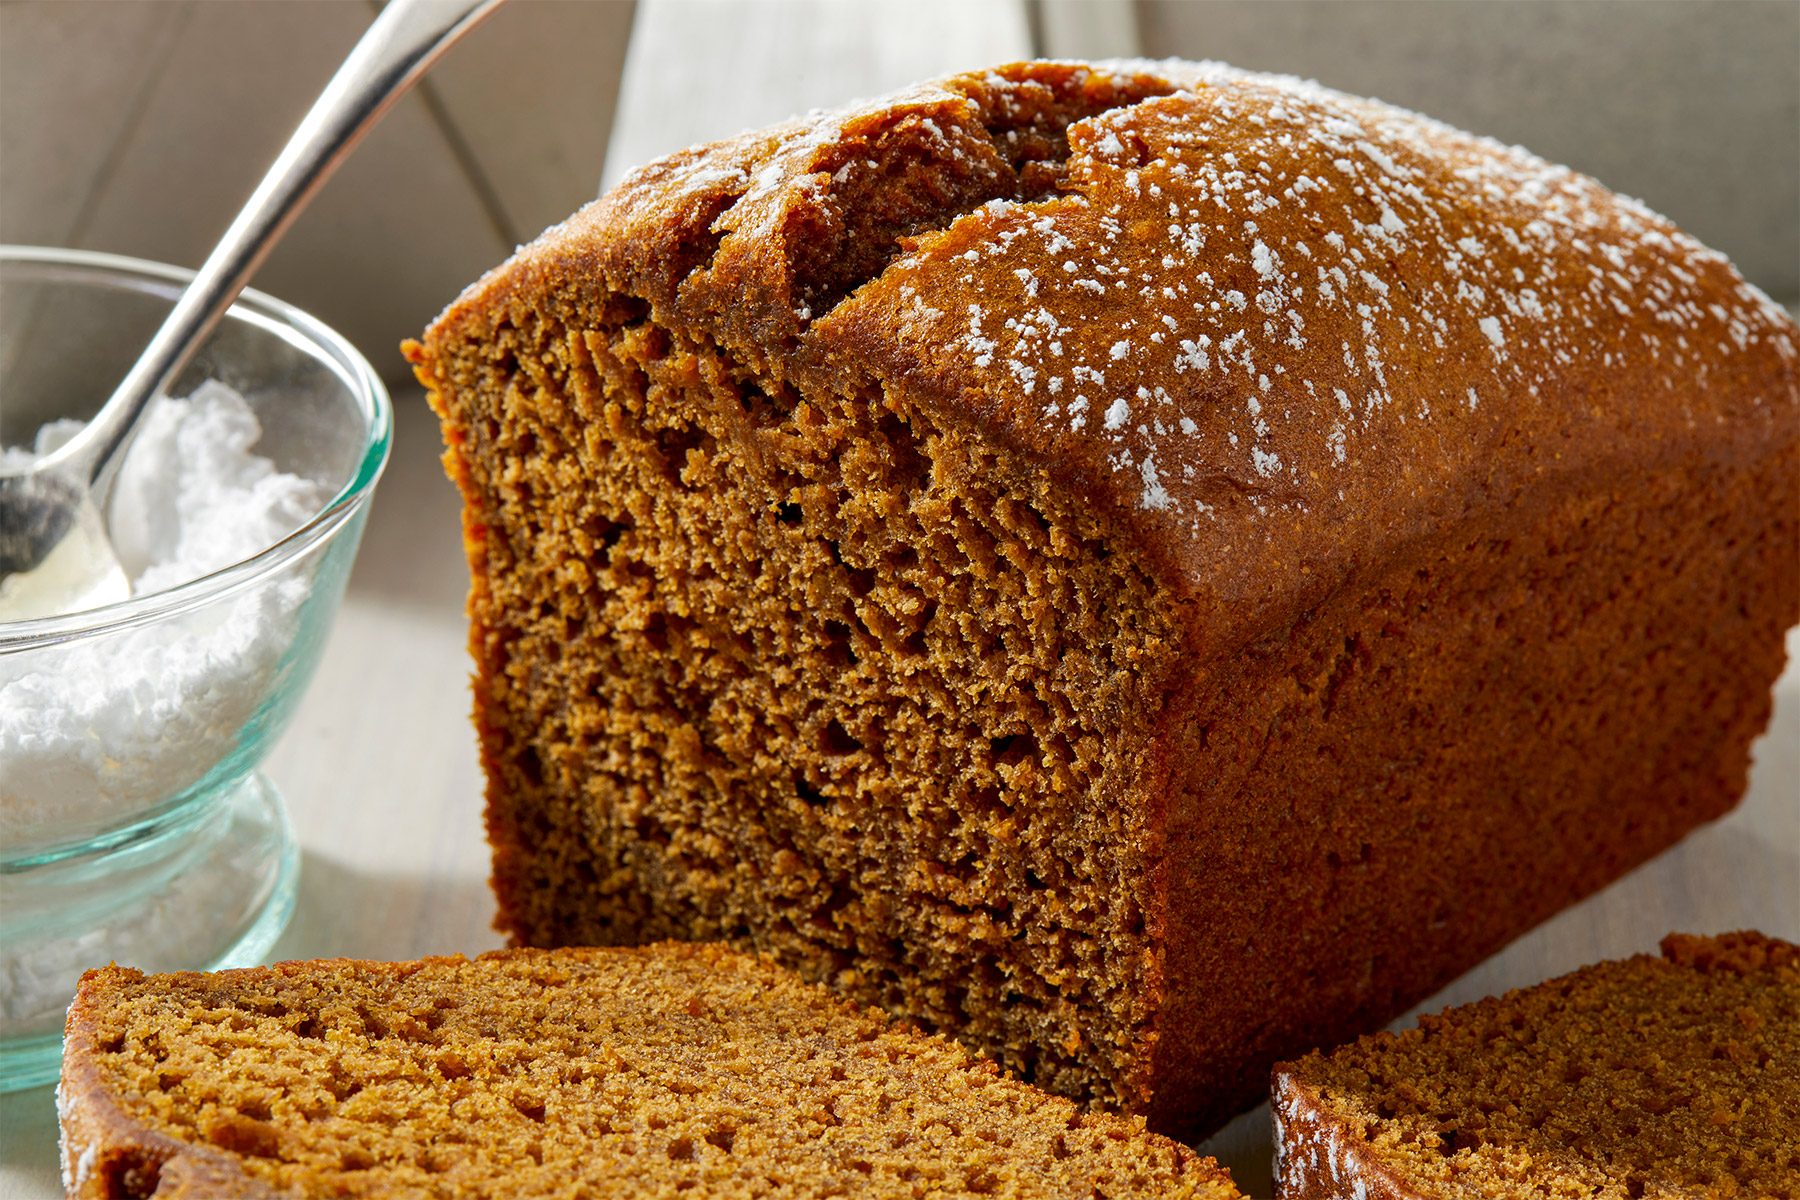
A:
602 0 1033 192
259 399 498 965
1035 0 1142 60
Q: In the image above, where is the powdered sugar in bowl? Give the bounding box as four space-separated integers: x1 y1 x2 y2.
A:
0 247 391 1089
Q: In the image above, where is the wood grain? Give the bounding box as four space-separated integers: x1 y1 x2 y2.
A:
421 0 637 245
600 0 1032 192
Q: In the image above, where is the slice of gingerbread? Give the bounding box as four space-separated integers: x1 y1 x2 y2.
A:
60 941 1241 1199
1273 931 1799 1199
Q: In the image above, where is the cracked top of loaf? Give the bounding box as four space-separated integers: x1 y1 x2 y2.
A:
427 59 1797 643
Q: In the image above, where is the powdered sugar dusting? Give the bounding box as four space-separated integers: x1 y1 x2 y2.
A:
490 58 1797 540
829 60 1797 524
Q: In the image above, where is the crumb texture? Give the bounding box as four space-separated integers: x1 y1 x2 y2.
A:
1274 932 1800 1200
421 301 1179 1106
414 62 1197 1113
59 947 1239 1200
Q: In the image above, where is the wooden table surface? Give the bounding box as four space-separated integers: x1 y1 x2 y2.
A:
1 391 1795 1197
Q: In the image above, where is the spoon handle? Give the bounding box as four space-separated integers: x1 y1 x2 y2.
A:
74 0 504 496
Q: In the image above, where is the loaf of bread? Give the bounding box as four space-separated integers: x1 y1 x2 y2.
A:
58 943 1239 1198
1273 931 1800 1199
406 59 1799 1139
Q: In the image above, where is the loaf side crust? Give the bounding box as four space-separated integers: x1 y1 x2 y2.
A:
1271 1072 1421 1200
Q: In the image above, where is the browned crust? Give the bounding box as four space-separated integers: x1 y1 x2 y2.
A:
418 57 1798 659
1272 1072 1423 1200
61 966 286 1200
1661 929 1800 978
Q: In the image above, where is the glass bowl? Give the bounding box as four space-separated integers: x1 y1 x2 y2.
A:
0 246 391 1090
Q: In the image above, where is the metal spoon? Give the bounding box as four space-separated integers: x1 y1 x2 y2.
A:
0 0 503 616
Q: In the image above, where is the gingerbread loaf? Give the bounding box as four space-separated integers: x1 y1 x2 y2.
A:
406 59 1799 1139
1273 931 1800 1199
58 943 1239 1199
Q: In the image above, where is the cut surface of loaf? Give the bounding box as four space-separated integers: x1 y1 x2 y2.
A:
58 943 1240 1199
406 58 1799 1138
1273 931 1800 1200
